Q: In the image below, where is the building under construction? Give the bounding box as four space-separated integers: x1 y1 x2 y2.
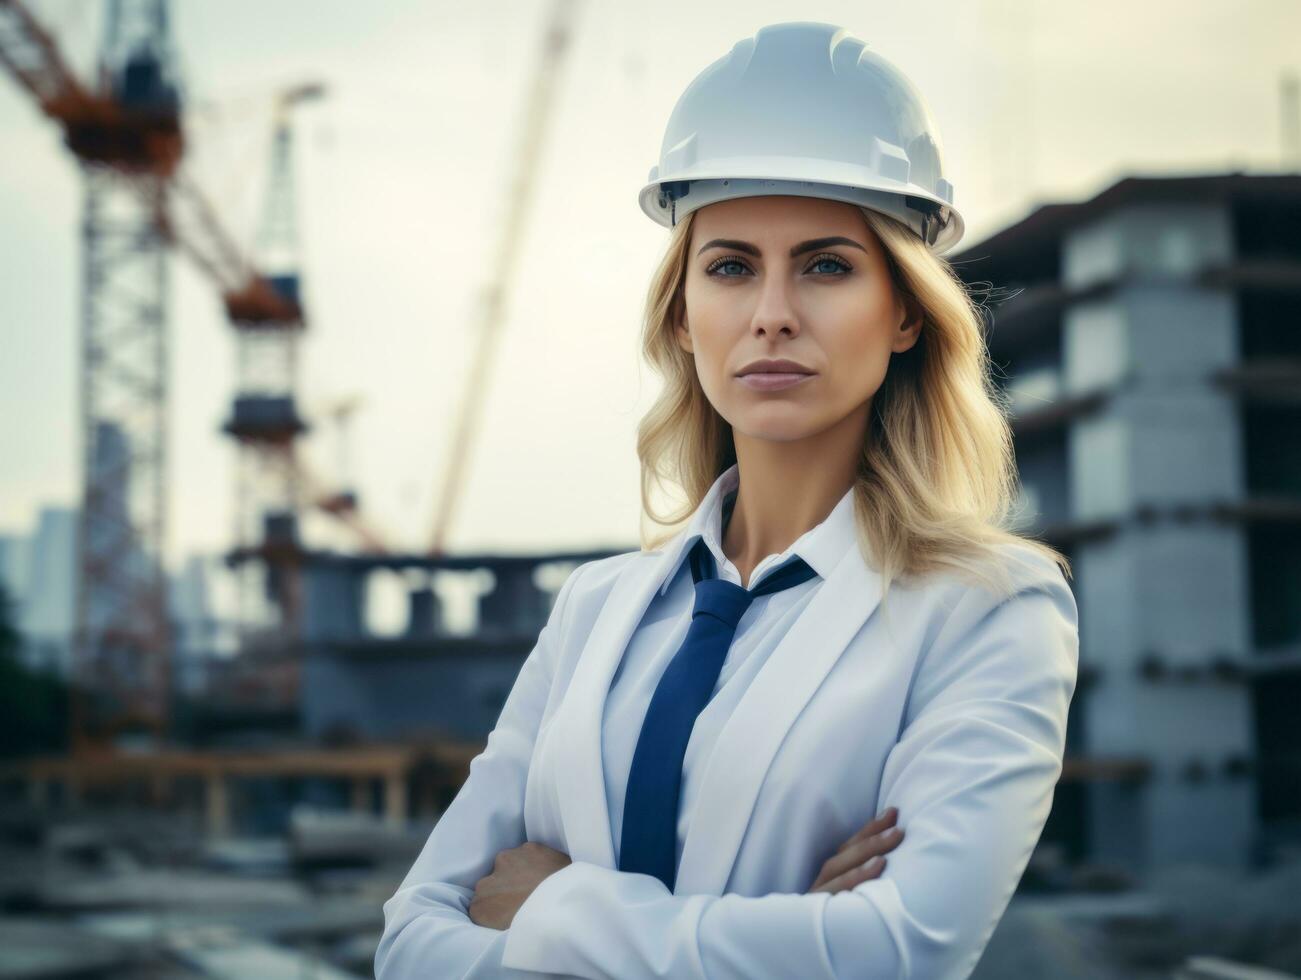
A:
949 172 1301 874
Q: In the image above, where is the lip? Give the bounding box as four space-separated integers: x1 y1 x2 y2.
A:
737 358 813 376
737 372 816 391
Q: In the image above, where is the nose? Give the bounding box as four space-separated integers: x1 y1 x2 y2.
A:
749 271 800 338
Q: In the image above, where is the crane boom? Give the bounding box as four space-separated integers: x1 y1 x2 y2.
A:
427 0 581 556
0 0 88 111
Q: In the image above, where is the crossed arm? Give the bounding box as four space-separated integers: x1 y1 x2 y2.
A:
377 559 1079 980
374 562 590 979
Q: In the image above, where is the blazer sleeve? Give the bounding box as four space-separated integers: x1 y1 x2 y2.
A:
375 562 588 980
500 554 1080 980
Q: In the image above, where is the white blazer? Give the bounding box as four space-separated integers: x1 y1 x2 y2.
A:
377 505 1079 980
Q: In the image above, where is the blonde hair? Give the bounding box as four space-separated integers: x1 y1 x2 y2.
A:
634 203 1071 603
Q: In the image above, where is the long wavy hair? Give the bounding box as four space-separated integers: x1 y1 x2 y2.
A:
634 202 1071 603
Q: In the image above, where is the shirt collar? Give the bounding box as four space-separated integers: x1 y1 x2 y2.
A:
656 462 858 596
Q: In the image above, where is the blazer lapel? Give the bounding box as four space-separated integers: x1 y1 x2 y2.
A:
550 535 689 871
675 541 884 896
548 529 884 898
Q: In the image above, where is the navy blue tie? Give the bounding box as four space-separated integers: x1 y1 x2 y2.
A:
618 514 818 892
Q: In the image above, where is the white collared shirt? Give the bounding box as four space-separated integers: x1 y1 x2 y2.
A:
602 462 858 871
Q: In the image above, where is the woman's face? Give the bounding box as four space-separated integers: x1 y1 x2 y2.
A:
677 195 921 444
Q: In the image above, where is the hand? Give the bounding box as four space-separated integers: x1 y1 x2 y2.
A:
469 841 573 930
807 806 904 894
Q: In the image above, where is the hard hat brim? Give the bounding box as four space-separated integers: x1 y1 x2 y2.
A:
638 170 965 255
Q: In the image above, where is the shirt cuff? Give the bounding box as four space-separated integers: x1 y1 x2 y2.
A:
501 861 671 972
503 861 589 966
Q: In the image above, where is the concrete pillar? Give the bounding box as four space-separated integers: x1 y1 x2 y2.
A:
478 561 550 636
383 771 407 829
405 586 443 636
205 772 229 838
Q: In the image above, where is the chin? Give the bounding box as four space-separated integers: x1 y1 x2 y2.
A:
731 416 825 443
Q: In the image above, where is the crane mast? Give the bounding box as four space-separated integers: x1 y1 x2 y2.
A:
0 0 183 747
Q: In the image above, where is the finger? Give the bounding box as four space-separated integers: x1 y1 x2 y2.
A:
835 807 898 855
835 810 894 855
830 855 888 892
812 855 887 894
848 825 904 863
818 826 904 888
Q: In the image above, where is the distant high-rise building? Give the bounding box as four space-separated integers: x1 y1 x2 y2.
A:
1 499 231 702
169 553 227 696
16 506 78 677
0 533 30 607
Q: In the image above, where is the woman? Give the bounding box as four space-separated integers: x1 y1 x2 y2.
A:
378 21 1077 980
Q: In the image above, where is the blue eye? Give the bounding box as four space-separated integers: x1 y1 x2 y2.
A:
705 256 751 277
808 253 852 275
703 253 853 278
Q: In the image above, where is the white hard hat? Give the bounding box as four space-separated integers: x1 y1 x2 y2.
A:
638 21 965 254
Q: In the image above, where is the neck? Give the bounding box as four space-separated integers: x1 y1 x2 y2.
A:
722 407 866 580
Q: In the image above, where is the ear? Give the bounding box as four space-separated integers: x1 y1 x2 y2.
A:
674 299 693 355
892 294 923 355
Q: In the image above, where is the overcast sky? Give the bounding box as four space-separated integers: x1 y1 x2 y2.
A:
3 0 1299 571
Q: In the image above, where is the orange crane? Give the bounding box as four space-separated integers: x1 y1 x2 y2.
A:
0 0 182 176
1 0 185 748
0 0 384 748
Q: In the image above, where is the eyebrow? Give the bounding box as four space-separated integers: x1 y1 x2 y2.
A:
695 236 869 258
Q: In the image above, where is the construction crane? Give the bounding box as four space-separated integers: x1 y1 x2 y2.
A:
161 81 393 566
427 0 581 556
218 80 322 660
0 1 384 747
1 0 183 749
